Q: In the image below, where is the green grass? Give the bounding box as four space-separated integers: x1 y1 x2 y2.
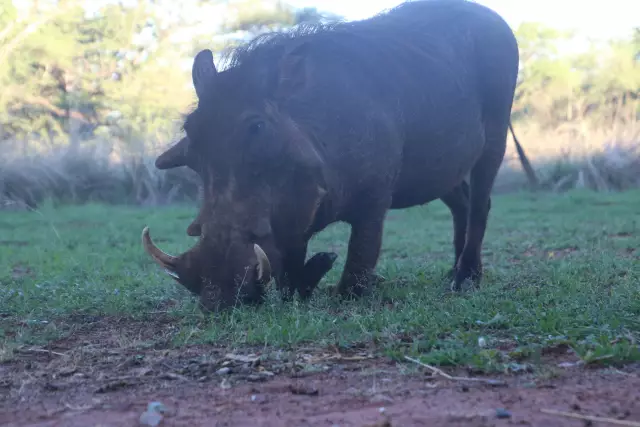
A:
1 190 639 372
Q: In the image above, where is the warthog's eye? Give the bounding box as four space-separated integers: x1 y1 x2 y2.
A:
248 120 264 135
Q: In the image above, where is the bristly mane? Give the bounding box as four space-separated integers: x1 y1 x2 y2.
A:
215 0 422 71
214 0 476 88
217 21 346 71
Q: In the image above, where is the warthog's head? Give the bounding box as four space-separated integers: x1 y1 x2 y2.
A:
142 48 327 312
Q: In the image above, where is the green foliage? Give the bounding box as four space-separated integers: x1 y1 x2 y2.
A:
222 0 297 32
0 1 158 139
0 0 344 144
220 1 340 33
0 0 17 28
513 22 639 128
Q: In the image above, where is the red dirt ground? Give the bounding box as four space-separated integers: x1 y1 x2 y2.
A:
1 317 639 427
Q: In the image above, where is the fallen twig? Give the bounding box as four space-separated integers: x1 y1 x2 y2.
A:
541 409 640 427
18 347 66 357
403 356 506 386
64 402 94 412
225 353 260 364
159 372 189 381
309 354 372 363
613 369 637 378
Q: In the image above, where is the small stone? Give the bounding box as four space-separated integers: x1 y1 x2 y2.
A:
139 402 166 426
216 367 231 375
237 365 253 374
250 394 267 404
495 408 511 419
139 410 163 426
289 383 319 396
147 402 167 413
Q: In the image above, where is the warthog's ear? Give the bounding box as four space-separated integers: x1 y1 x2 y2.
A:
192 49 217 99
155 136 189 170
275 44 310 99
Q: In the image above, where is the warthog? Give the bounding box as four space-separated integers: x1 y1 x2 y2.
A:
142 0 532 312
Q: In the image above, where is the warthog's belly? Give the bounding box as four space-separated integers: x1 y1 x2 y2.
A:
390 119 486 209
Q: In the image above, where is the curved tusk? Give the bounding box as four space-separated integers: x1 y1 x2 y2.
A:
142 226 178 271
253 243 272 282
164 268 180 279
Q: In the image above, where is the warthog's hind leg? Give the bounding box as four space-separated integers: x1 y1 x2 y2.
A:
440 181 470 280
440 180 492 282
451 121 507 291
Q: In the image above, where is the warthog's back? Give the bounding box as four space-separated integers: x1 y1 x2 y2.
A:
226 0 520 208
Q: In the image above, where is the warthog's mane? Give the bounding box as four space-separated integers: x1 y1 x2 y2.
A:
220 22 344 70
215 0 478 83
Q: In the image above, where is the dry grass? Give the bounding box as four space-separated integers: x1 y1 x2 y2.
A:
1 123 639 208
497 122 640 193
0 137 201 209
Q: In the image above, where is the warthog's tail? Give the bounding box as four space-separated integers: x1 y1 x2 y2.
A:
508 121 539 189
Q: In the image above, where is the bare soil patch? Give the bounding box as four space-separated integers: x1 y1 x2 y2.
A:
1 318 639 427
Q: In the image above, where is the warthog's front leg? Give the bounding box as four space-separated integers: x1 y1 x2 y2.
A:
298 252 338 299
277 244 338 301
335 197 390 298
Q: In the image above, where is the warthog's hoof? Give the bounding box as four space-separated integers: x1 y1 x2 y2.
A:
332 272 385 299
450 262 482 292
372 273 387 285
445 267 457 281
450 277 478 292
